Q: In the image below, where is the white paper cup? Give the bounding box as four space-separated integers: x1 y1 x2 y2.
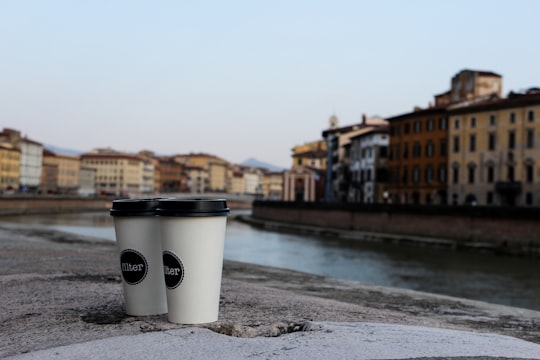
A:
110 199 168 316
156 198 229 324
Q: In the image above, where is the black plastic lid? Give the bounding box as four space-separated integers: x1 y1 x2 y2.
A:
155 198 230 217
110 198 161 217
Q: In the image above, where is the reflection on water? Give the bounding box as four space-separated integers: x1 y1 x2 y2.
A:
2 211 540 311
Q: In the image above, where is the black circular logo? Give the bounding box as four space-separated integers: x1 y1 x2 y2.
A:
163 251 184 289
120 249 148 285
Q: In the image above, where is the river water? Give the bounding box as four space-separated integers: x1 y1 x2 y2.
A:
2 210 540 311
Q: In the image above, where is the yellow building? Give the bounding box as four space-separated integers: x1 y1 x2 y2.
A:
262 171 283 200
175 153 229 192
42 150 80 194
229 169 244 195
0 144 20 191
291 140 327 170
447 89 540 206
80 151 144 197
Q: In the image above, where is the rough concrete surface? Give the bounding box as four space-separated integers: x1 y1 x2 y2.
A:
1 221 540 359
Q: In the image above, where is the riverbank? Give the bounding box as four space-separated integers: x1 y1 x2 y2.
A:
2 221 540 358
0 194 252 216
250 202 540 258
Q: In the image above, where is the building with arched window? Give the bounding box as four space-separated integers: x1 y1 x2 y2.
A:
447 89 540 206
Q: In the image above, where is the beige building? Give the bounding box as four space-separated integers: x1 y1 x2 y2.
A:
447 89 540 206
185 165 208 193
291 140 327 170
175 153 229 192
227 164 265 196
0 144 20 191
80 150 144 197
262 171 283 200
282 167 321 202
229 169 244 195
78 166 97 197
0 128 43 191
208 158 228 192
138 150 159 194
435 69 502 106
42 150 80 194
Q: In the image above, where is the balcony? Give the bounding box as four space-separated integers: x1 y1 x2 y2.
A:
495 181 522 195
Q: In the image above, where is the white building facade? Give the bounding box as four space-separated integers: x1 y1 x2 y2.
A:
349 128 389 203
20 139 43 191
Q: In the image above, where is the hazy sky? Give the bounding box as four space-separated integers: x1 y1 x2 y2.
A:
1 1 539 168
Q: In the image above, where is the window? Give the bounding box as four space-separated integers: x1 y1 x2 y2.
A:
427 118 435 131
440 139 447 156
508 131 516 149
454 118 460 129
404 123 410 134
469 134 476 152
452 165 459 184
490 114 497 125
402 166 408 184
412 166 420 183
507 165 515 181
526 164 534 183
468 164 475 184
413 142 421 158
486 191 494 205
379 146 388 158
403 143 408 159
453 136 460 153
470 116 476 128
438 165 446 182
488 132 496 151
439 117 447 130
414 121 422 133
510 112 516 124
526 192 534 205
425 166 433 183
394 144 400 160
426 141 434 157
487 165 494 183
528 110 535 122
527 129 534 148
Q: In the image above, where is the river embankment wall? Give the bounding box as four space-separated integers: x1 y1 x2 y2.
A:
0 196 251 216
252 201 540 255
0 196 114 215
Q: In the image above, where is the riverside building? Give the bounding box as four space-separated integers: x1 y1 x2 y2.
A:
348 126 389 203
322 115 387 202
387 106 448 204
447 89 540 206
0 144 20 192
291 140 327 170
80 150 146 197
0 128 43 192
41 150 80 194
386 69 503 205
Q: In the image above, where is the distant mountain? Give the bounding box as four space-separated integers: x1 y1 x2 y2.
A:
44 144 84 156
241 158 286 172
